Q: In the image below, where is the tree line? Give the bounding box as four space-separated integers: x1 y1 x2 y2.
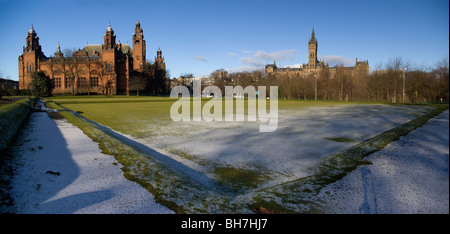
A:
210 57 449 104
129 61 170 96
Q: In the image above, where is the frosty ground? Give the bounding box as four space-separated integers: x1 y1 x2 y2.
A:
6 98 448 213
8 110 174 214
101 103 432 193
318 110 449 214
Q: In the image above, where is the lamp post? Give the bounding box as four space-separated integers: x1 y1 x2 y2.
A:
401 67 406 103
314 74 317 101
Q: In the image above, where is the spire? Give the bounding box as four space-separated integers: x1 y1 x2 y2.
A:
309 27 317 44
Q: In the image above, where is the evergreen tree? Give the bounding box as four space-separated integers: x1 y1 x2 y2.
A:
31 71 53 97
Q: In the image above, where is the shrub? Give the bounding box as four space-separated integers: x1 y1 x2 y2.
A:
0 98 33 155
31 71 53 98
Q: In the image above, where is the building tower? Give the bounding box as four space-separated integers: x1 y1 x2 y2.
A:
54 42 63 57
18 25 43 89
103 24 116 50
308 28 318 69
102 23 117 94
132 20 146 71
155 47 166 71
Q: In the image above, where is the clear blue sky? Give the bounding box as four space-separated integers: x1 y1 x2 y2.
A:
0 0 448 81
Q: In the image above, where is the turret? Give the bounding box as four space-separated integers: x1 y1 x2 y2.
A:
103 24 116 50
132 20 146 71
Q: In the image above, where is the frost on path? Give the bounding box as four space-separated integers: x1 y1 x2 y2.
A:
10 111 174 214
318 110 449 214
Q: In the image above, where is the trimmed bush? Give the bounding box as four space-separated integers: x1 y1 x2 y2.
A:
0 98 34 155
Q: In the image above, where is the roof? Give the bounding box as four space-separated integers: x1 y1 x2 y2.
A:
83 44 102 56
82 44 132 57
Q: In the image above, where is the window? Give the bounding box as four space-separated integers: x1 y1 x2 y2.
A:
78 77 87 88
105 63 112 72
53 77 61 88
26 65 33 73
65 77 71 88
90 77 99 88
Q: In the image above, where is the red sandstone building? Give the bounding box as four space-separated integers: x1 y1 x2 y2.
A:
18 21 165 95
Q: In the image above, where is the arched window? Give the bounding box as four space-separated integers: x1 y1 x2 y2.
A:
105 63 112 72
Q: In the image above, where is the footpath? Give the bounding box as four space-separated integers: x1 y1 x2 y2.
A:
319 110 449 214
8 104 174 214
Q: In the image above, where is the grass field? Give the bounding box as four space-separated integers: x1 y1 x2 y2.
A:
46 95 446 213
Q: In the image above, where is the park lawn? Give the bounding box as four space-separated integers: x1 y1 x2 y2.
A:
45 95 446 213
49 95 359 126
48 96 432 190
48 96 362 140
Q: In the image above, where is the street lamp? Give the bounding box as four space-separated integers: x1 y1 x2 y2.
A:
401 67 407 103
314 74 317 101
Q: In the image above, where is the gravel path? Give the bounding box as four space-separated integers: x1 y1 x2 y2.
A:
9 111 174 214
318 110 449 214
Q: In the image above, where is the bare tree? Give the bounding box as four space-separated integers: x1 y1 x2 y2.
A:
86 59 116 95
430 58 449 103
386 57 410 103
54 49 86 94
130 71 147 96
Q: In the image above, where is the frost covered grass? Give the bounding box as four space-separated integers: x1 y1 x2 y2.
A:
46 96 448 213
45 101 245 213
250 105 449 213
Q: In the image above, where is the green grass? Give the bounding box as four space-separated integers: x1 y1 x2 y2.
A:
213 166 270 193
48 96 364 129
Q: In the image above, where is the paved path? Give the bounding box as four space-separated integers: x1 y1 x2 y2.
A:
9 110 174 214
318 110 449 214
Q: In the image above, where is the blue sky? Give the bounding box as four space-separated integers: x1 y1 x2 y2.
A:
0 0 448 80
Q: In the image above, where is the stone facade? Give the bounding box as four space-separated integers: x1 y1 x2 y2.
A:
18 22 164 95
265 28 368 79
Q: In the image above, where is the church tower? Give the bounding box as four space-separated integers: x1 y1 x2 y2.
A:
132 20 146 71
308 28 318 69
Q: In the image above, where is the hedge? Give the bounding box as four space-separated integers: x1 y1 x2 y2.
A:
0 98 34 155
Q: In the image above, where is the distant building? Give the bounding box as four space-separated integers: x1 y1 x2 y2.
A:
0 78 19 90
18 22 165 95
265 28 369 79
